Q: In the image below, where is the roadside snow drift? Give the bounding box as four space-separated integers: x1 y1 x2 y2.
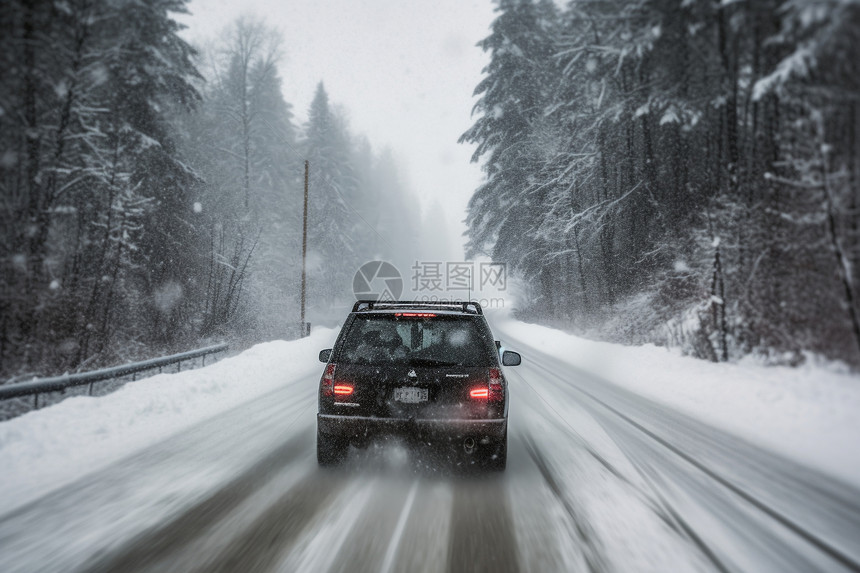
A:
0 328 337 515
493 313 860 487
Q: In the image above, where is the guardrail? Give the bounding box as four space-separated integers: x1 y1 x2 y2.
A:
0 343 229 408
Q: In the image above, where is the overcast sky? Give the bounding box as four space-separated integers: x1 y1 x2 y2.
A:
177 0 496 260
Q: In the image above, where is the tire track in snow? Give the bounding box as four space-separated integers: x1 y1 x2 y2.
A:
520 431 607 573
519 348 860 572
511 364 726 572
274 478 376 573
79 427 313 573
448 474 519 573
379 481 419 573
187 469 344 573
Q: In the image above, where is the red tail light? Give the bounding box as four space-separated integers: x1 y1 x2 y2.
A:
470 387 489 398
321 363 336 397
395 312 436 318
470 369 504 401
333 384 353 395
489 368 504 402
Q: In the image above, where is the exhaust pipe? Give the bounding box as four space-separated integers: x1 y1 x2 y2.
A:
463 437 476 454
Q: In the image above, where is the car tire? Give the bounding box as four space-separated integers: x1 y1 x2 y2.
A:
317 428 348 466
485 429 507 472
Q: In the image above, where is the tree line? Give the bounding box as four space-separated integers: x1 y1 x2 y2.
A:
0 2 419 381
462 0 860 365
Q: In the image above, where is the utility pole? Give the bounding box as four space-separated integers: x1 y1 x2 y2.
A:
300 160 309 337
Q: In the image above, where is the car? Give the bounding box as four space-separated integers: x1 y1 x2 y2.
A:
316 300 521 470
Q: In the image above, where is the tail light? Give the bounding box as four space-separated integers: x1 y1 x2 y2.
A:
470 368 504 402
321 364 355 399
470 388 489 398
321 363 336 397
489 368 504 402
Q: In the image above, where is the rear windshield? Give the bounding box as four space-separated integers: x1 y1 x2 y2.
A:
337 315 496 367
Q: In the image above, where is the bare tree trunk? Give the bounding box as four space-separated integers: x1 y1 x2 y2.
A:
95 205 130 356
77 137 120 365
20 3 44 369
820 135 860 359
573 226 590 315
711 242 729 362
242 77 251 211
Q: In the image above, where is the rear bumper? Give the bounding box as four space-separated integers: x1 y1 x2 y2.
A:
317 414 507 441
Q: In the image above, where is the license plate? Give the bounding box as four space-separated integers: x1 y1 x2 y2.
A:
394 387 428 403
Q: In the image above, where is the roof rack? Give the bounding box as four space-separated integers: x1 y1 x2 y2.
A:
352 300 483 315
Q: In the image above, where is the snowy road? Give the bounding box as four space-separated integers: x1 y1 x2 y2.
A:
1 330 859 572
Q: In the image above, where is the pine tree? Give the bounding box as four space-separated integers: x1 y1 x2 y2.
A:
461 0 860 365
0 0 203 376
460 0 557 268
302 83 359 309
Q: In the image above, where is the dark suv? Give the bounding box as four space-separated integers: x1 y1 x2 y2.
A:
316 300 521 470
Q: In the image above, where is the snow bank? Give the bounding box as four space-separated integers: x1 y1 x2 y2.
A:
494 314 860 487
0 328 337 515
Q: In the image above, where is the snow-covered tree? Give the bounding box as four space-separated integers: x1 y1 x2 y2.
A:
462 0 860 365
0 0 202 377
301 83 360 310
